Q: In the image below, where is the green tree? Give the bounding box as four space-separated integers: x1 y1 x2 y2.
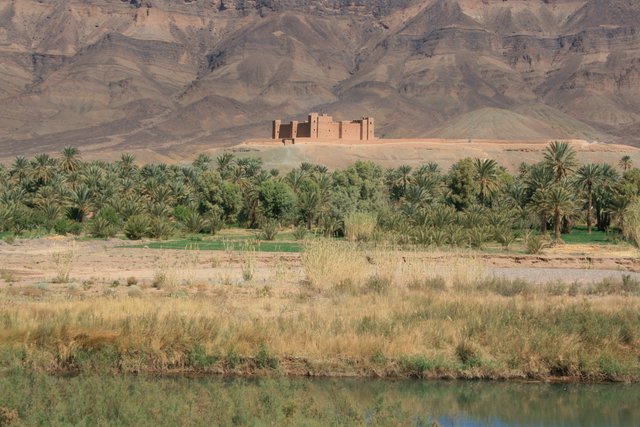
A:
196 170 242 222
473 158 500 206
539 182 577 240
298 185 320 229
619 155 632 172
543 141 577 182
446 158 480 211
258 180 296 223
59 146 82 173
574 163 604 234
525 163 555 234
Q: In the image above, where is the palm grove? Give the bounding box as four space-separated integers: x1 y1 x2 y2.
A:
1 142 640 249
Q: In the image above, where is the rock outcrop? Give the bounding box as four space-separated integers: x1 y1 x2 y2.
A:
0 0 639 159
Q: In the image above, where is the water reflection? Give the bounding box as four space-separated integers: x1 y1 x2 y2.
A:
1 373 638 426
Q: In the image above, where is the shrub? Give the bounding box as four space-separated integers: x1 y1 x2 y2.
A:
455 341 481 367
467 226 491 249
400 355 434 377
0 407 19 426
408 276 446 292
68 221 83 236
429 228 449 247
255 344 278 369
126 276 138 286
89 217 117 238
124 215 150 240
478 278 528 297
182 210 204 233
188 344 219 368
364 274 391 295
344 212 376 242
148 217 174 240
292 226 307 240
204 210 224 235
302 240 368 291
258 220 279 241
622 274 640 294
240 246 256 282
446 225 466 247
54 218 73 235
127 286 143 298
524 233 547 254
370 349 387 365
0 205 15 232
494 227 516 249
622 200 640 246
51 243 77 284
96 207 121 225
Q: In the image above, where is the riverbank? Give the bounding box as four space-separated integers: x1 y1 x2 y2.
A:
2 275 639 381
1 239 639 382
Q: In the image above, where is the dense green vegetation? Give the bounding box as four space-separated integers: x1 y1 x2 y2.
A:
1 143 640 250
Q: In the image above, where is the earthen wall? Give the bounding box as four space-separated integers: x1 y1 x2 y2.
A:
272 112 374 141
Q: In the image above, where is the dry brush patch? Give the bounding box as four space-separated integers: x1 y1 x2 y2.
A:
1 254 639 381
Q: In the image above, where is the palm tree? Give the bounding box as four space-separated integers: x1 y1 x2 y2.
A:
30 153 56 186
298 188 319 229
404 184 432 211
518 162 530 177
216 153 236 179
59 146 82 173
574 163 603 234
284 169 305 194
10 156 30 184
540 183 577 240
313 173 333 218
525 163 555 234
192 153 212 171
543 141 577 182
117 153 137 178
396 165 413 194
593 164 620 231
473 158 500 205
619 155 632 172
69 185 93 222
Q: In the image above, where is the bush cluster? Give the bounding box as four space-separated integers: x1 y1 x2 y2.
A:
1 143 639 246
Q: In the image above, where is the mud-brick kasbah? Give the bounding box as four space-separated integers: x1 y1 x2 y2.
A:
272 112 375 142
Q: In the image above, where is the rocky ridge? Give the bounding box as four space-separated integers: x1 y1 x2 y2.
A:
0 0 639 161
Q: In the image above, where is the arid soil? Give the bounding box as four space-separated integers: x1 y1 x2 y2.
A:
2 236 640 382
230 138 640 171
1 236 638 292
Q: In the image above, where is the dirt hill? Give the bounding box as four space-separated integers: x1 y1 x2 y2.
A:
1 0 639 161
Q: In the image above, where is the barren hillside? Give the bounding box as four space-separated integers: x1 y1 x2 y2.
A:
0 0 639 161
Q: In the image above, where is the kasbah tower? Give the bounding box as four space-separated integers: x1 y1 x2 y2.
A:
272 112 374 143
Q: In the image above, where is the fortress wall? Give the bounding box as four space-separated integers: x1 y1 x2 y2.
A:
277 123 293 139
272 113 374 141
340 121 362 140
318 122 340 139
296 122 311 138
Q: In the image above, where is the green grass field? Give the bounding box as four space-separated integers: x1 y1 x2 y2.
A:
561 227 621 245
129 239 303 252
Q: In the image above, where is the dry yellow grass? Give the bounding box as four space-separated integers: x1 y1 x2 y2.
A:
0 240 640 381
1 242 639 381
1 286 638 380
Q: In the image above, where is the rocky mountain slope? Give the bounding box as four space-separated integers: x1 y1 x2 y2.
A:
1 0 639 160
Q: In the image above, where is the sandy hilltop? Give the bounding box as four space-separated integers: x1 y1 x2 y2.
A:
0 0 640 163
